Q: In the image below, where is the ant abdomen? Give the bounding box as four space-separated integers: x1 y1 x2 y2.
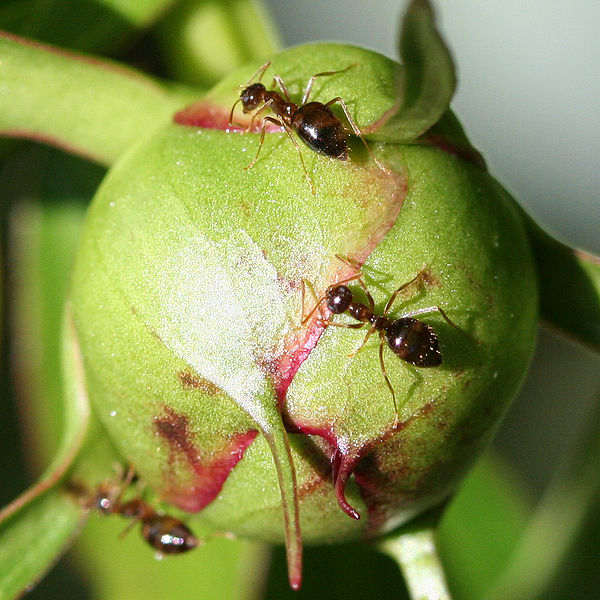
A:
385 318 442 367
141 515 199 555
291 102 348 159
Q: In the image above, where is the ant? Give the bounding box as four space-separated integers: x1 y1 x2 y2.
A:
228 61 388 193
302 256 469 424
90 472 199 555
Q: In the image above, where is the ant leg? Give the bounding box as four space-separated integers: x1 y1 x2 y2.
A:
272 74 291 102
348 324 377 357
401 305 475 342
301 279 327 325
326 96 389 173
244 61 271 87
228 98 242 126
301 64 357 104
244 119 268 170
332 272 365 287
243 98 274 134
383 269 427 316
272 116 316 194
322 320 364 330
244 114 285 170
334 253 362 271
118 517 142 540
122 464 136 488
378 332 399 425
107 463 136 512
354 276 375 312
333 255 376 311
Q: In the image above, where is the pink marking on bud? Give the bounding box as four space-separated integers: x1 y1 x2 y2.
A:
174 100 283 133
154 406 258 512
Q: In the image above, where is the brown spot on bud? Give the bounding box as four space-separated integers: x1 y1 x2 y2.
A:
177 371 221 395
154 406 258 512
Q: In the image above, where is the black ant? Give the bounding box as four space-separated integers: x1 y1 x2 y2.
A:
303 256 469 424
90 474 199 555
228 61 388 193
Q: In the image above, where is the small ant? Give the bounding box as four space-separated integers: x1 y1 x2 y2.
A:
229 61 387 193
303 256 469 423
90 475 198 555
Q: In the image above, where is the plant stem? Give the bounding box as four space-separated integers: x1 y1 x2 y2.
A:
378 522 452 600
0 32 196 166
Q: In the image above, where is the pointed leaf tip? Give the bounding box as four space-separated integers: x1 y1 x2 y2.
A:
373 0 456 141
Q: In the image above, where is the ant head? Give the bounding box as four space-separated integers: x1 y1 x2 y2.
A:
326 285 353 314
92 483 118 514
240 83 266 112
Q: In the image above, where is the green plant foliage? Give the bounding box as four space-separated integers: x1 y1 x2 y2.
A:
0 0 172 53
0 1 598 598
0 32 193 165
0 488 85 599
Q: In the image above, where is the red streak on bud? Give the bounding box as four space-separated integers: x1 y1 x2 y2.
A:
174 100 283 133
331 449 362 520
154 406 258 512
174 101 233 130
284 418 363 520
423 132 486 168
271 323 326 411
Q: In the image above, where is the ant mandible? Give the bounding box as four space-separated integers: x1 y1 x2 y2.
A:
229 61 388 193
91 471 199 555
303 256 469 424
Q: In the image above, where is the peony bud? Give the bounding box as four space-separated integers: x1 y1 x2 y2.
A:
68 41 537 588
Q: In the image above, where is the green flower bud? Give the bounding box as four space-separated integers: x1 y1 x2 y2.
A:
69 42 537 588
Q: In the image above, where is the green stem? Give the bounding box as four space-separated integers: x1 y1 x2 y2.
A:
378 521 452 600
0 32 195 166
155 0 281 87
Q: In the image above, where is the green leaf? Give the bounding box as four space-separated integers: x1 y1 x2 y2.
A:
438 453 531 599
0 32 194 165
0 155 93 594
0 301 92 598
8 148 103 467
0 487 85 599
0 299 90 525
0 0 173 54
522 213 600 352
263 452 531 599
420 110 486 168
484 402 600 600
370 0 456 142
